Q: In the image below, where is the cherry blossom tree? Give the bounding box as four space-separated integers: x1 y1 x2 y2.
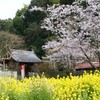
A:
41 0 100 69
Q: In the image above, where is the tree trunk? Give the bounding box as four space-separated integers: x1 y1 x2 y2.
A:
80 47 96 69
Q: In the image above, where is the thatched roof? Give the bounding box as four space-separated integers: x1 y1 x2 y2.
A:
10 49 42 63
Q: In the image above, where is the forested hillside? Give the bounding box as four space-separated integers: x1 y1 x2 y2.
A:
0 0 75 58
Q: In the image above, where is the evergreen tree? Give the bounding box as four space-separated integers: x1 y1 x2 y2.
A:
60 0 75 5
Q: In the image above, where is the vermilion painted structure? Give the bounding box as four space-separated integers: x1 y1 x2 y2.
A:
76 62 100 70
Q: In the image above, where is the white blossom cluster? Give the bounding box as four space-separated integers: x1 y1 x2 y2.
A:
41 0 100 63
29 6 44 12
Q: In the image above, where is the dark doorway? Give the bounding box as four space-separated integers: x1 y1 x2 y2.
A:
25 64 33 77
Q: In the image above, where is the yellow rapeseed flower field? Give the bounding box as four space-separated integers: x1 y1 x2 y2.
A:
0 71 100 100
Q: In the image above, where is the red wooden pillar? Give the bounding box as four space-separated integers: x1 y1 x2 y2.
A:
21 64 25 79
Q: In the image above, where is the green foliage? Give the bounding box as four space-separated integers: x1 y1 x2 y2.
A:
31 0 51 7
22 1 51 58
12 5 28 35
31 0 60 5
13 17 25 35
24 22 40 49
60 0 75 5
77 0 89 8
49 0 60 4
0 19 13 32
24 10 46 26
16 5 28 16
24 22 51 58
90 37 99 48
29 86 52 100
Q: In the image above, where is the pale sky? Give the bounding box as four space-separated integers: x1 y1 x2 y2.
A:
0 0 31 19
